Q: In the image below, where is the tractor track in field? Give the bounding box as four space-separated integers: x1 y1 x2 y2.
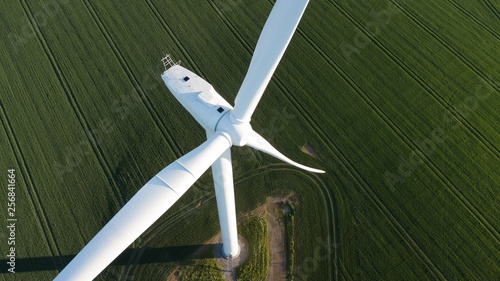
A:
81 0 184 159
340 260 354 281
120 164 338 281
239 0 449 278
18 0 125 210
483 0 500 22
446 0 500 41
272 74 450 280
328 0 500 245
330 0 500 162
267 0 448 278
144 0 209 80
0 96 63 269
390 0 500 93
387 0 500 154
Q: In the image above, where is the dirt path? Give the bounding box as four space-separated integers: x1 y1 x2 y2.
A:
267 211 286 281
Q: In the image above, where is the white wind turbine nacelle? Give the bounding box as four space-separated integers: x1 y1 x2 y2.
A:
55 0 322 280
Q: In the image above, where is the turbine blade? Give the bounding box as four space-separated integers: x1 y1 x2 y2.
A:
55 133 231 281
232 0 309 122
246 130 324 174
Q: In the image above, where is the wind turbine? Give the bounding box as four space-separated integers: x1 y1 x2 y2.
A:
55 0 323 279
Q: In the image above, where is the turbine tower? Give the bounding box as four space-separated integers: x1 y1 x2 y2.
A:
55 0 323 279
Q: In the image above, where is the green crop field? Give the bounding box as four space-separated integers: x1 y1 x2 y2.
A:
1 0 499 280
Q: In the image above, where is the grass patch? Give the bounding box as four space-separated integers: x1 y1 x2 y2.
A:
235 213 269 281
177 245 224 281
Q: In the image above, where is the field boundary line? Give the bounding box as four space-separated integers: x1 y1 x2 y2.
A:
18 0 126 208
0 94 62 270
328 0 500 252
80 0 183 158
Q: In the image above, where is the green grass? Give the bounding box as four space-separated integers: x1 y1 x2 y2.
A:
1 0 500 280
235 213 269 281
177 245 224 281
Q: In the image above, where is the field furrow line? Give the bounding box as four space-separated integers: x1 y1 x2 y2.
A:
446 0 500 41
483 0 500 22
327 0 500 245
340 260 354 281
18 0 126 207
387 0 500 154
330 0 500 163
81 0 183 158
0 97 62 270
206 0 254 53
393 0 500 91
144 0 209 79
331 0 500 163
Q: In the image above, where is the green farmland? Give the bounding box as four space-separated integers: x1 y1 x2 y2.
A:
1 0 500 280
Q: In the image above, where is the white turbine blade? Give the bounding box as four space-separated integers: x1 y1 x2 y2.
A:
232 0 309 122
55 133 231 281
246 130 324 174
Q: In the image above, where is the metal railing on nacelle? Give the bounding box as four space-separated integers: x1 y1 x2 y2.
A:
161 54 181 71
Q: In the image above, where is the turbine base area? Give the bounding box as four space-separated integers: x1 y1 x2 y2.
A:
214 234 248 263
161 63 233 132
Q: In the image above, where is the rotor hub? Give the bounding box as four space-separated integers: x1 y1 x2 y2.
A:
215 111 253 147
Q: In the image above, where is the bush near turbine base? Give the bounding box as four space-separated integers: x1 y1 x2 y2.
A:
235 213 270 281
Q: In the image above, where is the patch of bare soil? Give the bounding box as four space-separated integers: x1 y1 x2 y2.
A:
267 210 286 281
301 143 323 160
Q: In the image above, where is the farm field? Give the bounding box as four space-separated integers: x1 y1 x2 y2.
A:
1 0 499 280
